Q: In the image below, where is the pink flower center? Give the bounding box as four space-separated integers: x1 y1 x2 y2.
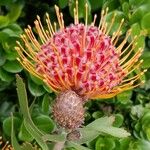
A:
37 23 124 96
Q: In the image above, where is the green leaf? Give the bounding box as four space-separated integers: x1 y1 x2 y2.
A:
145 128 150 140
141 51 150 68
130 4 150 24
138 140 150 150
130 7 144 24
117 90 132 104
0 80 10 91
77 128 100 144
95 137 116 150
141 112 150 124
87 116 115 128
11 114 22 150
30 74 43 85
16 76 32 118
0 24 22 43
16 75 49 150
28 79 45 97
96 126 130 138
33 115 55 133
122 2 130 16
129 0 145 6
0 68 14 82
8 23 23 35
119 138 131 150
0 31 9 42
5 50 19 61
130 23 145 51
130 23 141 37
3 116 21 136
0 16 9 29
59 0 68 9
92 111 103 119
1 28 19 38
141 12 150 31
18 121 34 142
0 49 6 66
103 0 120 11
89 0 103 11
24 118 49 150
113 114 124 127
0 1 24 29
75 117 115 144
2 37 20 60
43 84 53 93
7 2 24 23
3 60 23 73
42 94 50 114
0 0 14 5
85 111 91 122
85 116 130 138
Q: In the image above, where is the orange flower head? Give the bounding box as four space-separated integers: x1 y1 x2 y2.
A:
16 1 146 100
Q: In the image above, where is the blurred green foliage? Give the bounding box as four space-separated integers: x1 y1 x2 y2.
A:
0 0 150 149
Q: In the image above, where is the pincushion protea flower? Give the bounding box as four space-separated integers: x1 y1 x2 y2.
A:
16 1 146 130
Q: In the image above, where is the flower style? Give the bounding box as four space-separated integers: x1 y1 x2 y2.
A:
15 1 146 129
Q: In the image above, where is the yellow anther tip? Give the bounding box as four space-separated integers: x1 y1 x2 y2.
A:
17 58 20 61
15 46 18 49
140 59 143 63
54 5 59 10
134 35 138 39
16 41 20 44
130 81 134 85
24 28 28 32
43 74 47 78
94 14 97 17
128 28 132 33
20 34 24 38
37 15 40 19
102 9 105 14
113 12 117 16
85 3 88 7
117 87 121 91
34 20 38 24
121 18 124 22
27 25 31 29
43 79 47 82
134 42 138 46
